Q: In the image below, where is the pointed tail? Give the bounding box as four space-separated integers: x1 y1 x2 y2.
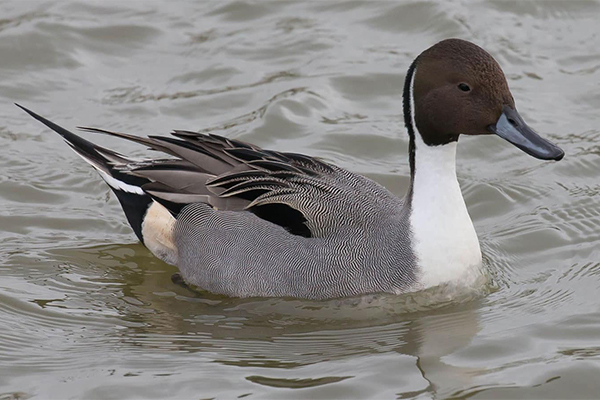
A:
17 104 153 243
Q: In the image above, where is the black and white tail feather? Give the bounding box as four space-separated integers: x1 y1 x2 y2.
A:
16 104 154 242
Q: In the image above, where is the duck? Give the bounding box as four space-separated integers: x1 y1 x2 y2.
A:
17 38 564 299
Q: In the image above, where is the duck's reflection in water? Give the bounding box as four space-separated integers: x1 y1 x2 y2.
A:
51 243 485 395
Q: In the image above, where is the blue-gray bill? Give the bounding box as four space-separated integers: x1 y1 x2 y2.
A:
488 105 564 161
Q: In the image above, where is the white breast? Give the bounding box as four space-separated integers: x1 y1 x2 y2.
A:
409 133 482 289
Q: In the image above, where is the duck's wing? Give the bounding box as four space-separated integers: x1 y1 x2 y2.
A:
18 104 400 239
85 128 401 238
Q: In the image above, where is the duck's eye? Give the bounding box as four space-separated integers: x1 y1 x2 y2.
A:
458 83 471 92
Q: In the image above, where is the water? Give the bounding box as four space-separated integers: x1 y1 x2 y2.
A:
1 1 600 398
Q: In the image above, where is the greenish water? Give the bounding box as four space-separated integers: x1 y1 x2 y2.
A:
1 1 600 398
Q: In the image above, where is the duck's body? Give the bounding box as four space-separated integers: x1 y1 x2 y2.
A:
19 39 563 299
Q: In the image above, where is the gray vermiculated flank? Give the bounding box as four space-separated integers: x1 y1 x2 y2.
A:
174 163 417 299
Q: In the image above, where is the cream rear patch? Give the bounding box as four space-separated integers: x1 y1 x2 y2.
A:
141 201 178 265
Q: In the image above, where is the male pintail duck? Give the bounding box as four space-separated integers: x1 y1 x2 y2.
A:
18 39 564 299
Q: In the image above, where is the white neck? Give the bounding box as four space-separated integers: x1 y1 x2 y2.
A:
408 133 482 289
405 66 482 290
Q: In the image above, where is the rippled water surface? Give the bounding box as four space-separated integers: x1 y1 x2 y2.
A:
1 1 600 398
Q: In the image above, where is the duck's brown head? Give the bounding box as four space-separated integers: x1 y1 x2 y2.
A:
404 38 564 161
